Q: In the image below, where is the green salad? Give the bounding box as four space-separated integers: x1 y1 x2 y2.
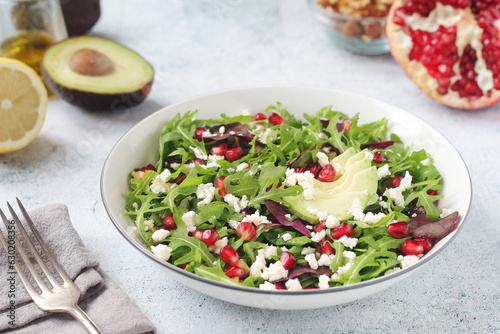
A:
124 103 460 290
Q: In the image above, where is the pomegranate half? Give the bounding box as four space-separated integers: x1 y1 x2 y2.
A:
386 0 500 109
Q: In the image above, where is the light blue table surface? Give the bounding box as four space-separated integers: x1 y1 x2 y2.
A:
1 1 499 333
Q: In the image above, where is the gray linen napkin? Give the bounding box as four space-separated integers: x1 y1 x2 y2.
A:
0 203 156 334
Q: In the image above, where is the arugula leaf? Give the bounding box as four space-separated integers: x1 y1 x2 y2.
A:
192 261 243 286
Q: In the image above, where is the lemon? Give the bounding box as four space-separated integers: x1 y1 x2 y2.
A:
0 57 48 153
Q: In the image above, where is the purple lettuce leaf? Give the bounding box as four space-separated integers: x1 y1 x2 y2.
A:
361 140 395 150
272 263 333 282
264 200 311 237
408 206 461 242
205 122 254 142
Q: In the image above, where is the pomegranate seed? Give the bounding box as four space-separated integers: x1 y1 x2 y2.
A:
219 245 239 265
401 239 424 256
178 263 188 269
306 164 321 177
274 281 286 290
373 152 384 164
280 251 297 270
387 221 410 238
336 118 352 132
224 265 245 278
236 222 256 240
211 143 228 156
295 166 305 173
304 286 317 290
313 221 326 233
225 147 243 161
316 164 335 182
414 237 432 253
189 229 203 240
214 176 226 197
201 229 219 246
427 189 438 196
269 113 287 125
191 158 205 165
162 214 177 230
195 127 206 140
319 239 335 255
254 112 267 121
141 164 155 172
241 208 252 215
331 222 354 239
389 175 402 188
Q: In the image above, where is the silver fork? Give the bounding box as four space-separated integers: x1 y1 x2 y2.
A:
0 199 102 334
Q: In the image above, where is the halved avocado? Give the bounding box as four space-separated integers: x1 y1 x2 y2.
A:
41 36 154 111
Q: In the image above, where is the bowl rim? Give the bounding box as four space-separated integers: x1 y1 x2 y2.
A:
100 85 472 296
307 0 388 22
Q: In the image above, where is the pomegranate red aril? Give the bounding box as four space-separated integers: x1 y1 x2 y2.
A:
254 112 267 121
236 222 256 240
219 245 239 265
274 281 286 290
190 158 205 165
189 229 203 240
200 229 219 246
141 164 155 172
336 118 352 132
373 152 384 164
427 189 438 196
226 147 243 161
319 239 335 256
280 251 297 270
211 143 227 156
269 113 287 125
313 221 326 233
306 164 321 177
224 265 245 279
294 166 305 173
389 175 402 188
162 214 177 230
414 236 432 253
386 0 500 109
387 221 410 237
214 176 227 197
195 127 206 140
331 222 354 239
317 164 335 182
401 239 424 256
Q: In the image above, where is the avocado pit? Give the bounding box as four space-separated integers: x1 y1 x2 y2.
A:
69 48 114 76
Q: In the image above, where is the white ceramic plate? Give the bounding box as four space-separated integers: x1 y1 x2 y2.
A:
101 86 471 310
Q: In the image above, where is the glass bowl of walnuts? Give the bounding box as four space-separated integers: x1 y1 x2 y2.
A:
308 0 393 55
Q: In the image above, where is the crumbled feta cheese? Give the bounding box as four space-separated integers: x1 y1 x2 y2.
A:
151 244 172 261
263 245 278 259
236 162 249 172
285 278 302 291
282 233 292 242
242 212 270 226
348 197 365 221
311 230 326 243
377 164 391 180
151 229 170 242
342 250 357 263
398 255 420 269
150 169 177 194
364 151 374 160
219 126 225 134
203 154 225 169
307 207 328 221
338 235 358 249
196 183 215 207
143 219 154 231
379 201 388 209
259 281 277 290
189 146 208 160
284 168 316 200
333 162 344 176
228 219 240 230
318 274 331 289
384 267 401 276
250 249 267 277
316 151 330 167
336 261 354 277
325 215 340 229
305 253 319 270
181 211 197 232
223 194 248 213
261 261 288 281
301 247 316 255
386 171 413 206
258 128 277 144
170 162 181 170
440 208 453 218
208 237 228 254
181 162 197 175
132 202 138 211
202 130 217 138
318 253 335 266
363 212 386 225
285 214 292 220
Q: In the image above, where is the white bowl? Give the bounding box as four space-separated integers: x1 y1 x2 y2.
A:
101 86 471 310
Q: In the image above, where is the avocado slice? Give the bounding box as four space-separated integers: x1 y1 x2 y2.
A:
282 149 378 224
41 36 154 110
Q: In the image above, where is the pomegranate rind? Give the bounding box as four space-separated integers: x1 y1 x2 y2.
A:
386 0 500 110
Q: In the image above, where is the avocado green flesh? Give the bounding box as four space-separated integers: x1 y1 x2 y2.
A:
42 36 154 94
283 148 378 224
